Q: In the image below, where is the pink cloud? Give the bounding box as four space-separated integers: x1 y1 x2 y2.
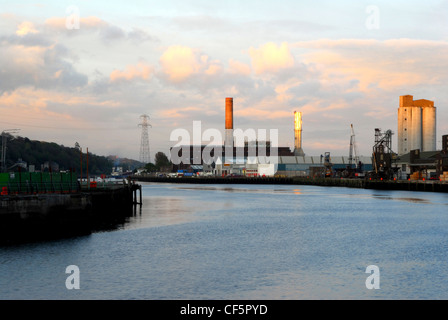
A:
228 59 252 76
294 38 448 91
158 106 203 119
44 16 106 30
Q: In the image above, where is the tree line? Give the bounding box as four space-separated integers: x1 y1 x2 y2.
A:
2 134 173 175
2 135 112 175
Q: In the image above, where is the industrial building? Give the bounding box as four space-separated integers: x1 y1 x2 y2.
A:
395 134 448 180
276 155 372 177
397 95 436 155
167 93 448 180
170 97 374 177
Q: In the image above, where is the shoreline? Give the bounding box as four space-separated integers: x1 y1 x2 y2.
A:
131 175 448 193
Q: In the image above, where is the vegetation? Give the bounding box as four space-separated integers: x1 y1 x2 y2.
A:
143 152 172 173
2 135 113 175
155 152 171 168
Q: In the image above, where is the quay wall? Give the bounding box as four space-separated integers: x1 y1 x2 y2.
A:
132 175 448 193
0 184 138 244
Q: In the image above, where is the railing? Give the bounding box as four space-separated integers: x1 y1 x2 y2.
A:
79 178 132 191
0 176 135 195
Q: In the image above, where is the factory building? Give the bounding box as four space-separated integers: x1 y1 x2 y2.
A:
398 95 436 155
395 134 448 180
276 155 373 177
170 97 374 177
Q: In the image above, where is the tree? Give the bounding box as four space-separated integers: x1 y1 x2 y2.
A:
154 152 171 171
144 163 157 172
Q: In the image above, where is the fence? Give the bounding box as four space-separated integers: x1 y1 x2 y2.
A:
0 172 80 195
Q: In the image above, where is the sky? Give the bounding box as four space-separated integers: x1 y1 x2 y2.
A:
1 0 448 162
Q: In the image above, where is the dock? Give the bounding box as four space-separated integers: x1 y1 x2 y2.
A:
0 172 142 244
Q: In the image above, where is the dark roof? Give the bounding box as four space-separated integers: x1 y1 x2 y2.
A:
396 151 440 164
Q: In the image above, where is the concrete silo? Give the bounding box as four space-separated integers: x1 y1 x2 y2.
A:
397 95 436 155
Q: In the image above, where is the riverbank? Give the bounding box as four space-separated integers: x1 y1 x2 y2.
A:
131 175 448 193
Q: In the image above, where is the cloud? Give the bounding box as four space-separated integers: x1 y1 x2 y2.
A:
228 59 252 76
110 62 154 82
16 21 39 36
44 16 154 44
44 16 106 30
158 106 204 119
248 42 294 74
0 41 88 93
294 38 448 91
159 45 208 82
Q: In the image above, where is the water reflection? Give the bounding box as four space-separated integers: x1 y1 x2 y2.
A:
372 194 431 204
176 186 300 195
123 197 200 229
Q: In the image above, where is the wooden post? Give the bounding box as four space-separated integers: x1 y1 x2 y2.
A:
87 147 89 190
80 148 82 189
139 185 142 205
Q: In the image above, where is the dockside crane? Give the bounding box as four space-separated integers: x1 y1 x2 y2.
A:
348 124 359 170
370 128 398 180
344 124 364 178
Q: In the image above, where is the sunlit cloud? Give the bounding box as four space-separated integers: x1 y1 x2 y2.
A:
248 42 294 74
159 45 204 82
44 16 106 30
2 3 448 160
294 38 448 91
16 21 39 36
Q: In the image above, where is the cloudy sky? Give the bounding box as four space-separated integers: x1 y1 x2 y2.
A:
1 0 447 162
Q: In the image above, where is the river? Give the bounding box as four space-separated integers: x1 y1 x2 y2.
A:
1 182 448 299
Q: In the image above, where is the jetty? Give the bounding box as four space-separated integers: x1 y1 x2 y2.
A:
0 172 142 244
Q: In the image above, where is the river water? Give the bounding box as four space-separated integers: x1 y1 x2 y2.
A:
1 182 448 300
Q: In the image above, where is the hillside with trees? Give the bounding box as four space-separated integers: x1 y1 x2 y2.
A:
2 134 114 175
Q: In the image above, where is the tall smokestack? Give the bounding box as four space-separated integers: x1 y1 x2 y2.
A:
225 97 234 147
294 111 305 156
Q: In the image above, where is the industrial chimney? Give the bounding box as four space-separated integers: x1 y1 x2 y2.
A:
225 97 234 148
294 111 305 156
